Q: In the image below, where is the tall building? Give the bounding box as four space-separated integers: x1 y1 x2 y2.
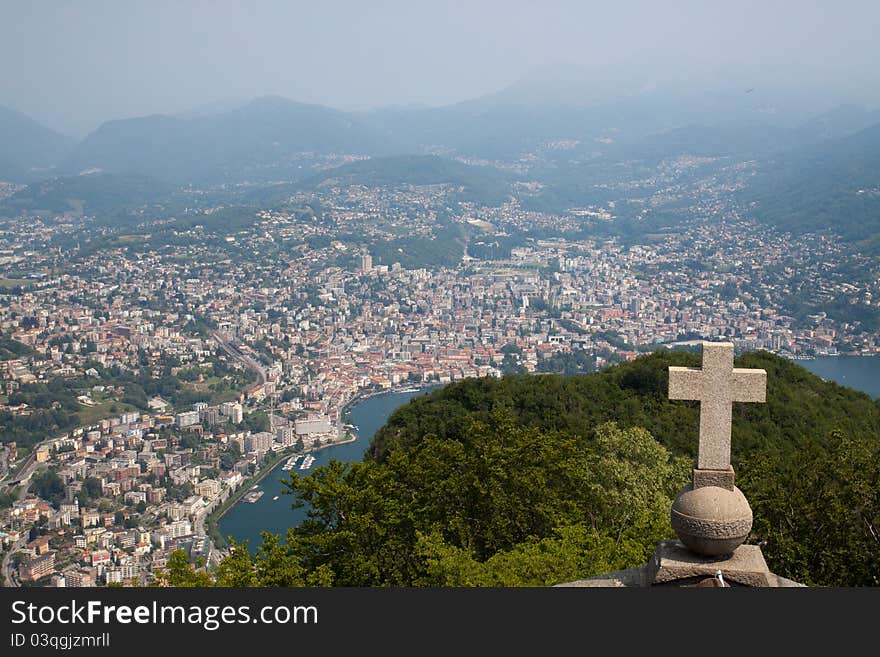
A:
166 520 193 539
245 432 274 452
18 551 56 582
199 406 220 426
295 415 332 436
359 252 373 273
276 427 296 447
221 401 244 424
175 410 200 428
63 568 95 587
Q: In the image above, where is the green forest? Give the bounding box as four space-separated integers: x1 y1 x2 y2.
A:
163 351 880 587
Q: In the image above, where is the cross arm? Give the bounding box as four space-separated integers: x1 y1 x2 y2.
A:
731 368 767 403
669 366 703 400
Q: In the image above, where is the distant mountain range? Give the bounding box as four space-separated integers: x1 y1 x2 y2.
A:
0 105 75 181
5 76 878 181
63 96 388 182
3 78 880 244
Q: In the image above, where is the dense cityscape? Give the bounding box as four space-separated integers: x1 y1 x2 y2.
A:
1 158 878 588
3 13 880 657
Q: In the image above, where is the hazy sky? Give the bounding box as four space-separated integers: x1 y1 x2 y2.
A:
2 0 878 137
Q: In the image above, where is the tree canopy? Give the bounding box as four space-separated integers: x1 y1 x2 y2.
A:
178 351 880 587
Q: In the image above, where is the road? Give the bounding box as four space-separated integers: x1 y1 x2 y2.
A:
1 432 56 488
1 439 56 586
2 455 40 490
211 330 266 384
1 464 39 587
2 534 25 587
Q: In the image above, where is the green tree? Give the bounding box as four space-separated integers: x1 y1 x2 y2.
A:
154 550 214 587
245 415 685 586
82 477 103 500
739 430 880 586
31 469 65 507
213 540 256 586
219 442 241 470
417 525 620 586
212 351 880 587
0 487 19 508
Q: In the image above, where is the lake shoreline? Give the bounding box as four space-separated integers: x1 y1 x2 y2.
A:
217 384 443 549
206 433 359 538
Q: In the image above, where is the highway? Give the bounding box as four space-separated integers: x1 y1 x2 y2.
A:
2 452 39 489
1 457 45 586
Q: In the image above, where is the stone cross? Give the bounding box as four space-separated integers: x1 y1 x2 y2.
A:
669 342 766 472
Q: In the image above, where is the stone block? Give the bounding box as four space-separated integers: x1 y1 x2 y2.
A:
692 467 735 491
647 539 775 587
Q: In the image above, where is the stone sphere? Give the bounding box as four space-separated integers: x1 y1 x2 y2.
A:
670 485 753 557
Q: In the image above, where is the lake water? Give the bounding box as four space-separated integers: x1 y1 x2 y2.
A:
796 355 880 398
217 386 439 550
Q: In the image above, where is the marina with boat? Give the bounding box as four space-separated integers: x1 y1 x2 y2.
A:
280 452 317 472
218 385 446 547
242 489 265 503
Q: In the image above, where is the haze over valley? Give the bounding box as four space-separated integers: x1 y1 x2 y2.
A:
2 1 879 591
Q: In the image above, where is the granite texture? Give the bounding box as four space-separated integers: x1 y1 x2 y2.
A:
555 540 801 587
692 467 735 491
670 484 753 556
668 342 766 470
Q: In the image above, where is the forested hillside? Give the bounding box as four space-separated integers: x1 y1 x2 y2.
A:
746 122 880 245
369 351 880 463
300 154 511 206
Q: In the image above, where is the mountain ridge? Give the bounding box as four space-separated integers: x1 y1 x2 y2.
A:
62 96 390 183
0 104 75 181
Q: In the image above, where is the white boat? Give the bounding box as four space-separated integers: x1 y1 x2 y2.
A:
243 490 264 503
273 496 279 501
